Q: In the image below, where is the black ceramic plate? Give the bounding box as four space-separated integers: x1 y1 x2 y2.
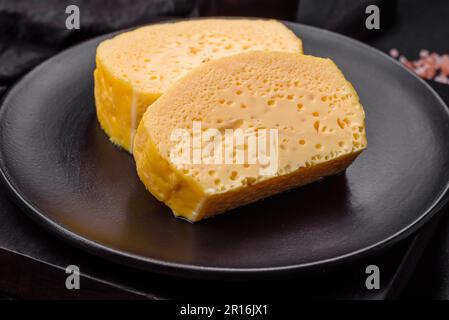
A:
1 20 449 279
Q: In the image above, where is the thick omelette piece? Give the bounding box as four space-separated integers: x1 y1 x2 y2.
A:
133 51 367 222
94 19 303 152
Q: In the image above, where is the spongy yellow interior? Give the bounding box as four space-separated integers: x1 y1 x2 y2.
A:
94 19 303 152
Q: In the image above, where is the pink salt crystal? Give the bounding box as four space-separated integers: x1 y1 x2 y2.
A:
419 49 429 58
424 66 437 79
434 54 442 69
425 54 436 65
441 54 449 76
423 57 437 76
413 58 426 68
389 48 399 58
415 66 428 78
395 50 449 84
435 73 449 84
404 62 415 70
399 56 414 70
427 53 440 68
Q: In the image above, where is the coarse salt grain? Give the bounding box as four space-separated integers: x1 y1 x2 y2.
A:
435 73 449 84
391 49 449 85
389 48 399 58
441 55 449 76
419 49 429 58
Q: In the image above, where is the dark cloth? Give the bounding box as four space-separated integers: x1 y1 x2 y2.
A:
0 0 195 91
0 0 394 90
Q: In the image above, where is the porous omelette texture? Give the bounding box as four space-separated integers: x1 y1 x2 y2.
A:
133 51 367 222
94 19 303 152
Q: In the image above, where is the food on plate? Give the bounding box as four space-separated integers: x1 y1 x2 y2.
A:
133 51 367 222
94 19 303 152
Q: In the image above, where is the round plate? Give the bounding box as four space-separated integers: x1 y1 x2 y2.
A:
1 20 449 279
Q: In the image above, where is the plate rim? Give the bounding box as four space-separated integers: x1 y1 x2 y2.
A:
1 19 449 279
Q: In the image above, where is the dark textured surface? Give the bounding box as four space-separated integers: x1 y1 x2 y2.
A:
1 0 449 299
1 21 449 280
366 0 449 299
403 220 449 299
